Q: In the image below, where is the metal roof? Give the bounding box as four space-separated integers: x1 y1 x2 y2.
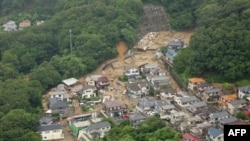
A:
86 121 111 131
207 127 223 138
38 124 62 132
62 78 78 86
180 96 199 103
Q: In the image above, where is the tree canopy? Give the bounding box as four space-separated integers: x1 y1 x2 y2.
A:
100 117 182 141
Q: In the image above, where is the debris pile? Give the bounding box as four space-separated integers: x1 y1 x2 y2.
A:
134 32 158 50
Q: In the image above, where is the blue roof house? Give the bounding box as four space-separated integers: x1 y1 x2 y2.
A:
206 127 224 141
165 48 178 64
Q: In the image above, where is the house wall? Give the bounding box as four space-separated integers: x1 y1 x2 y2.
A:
40 129 64 141
87 126 111 138
51 107 69 118
82 89 96 98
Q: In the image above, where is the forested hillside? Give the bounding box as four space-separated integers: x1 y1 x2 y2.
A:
173 0 250 84
0 0 143 140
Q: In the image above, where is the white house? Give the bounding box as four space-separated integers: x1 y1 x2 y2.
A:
175 96 200 108
77 85 97 98
37 124 64 141
238 85 250 98
78 121 111 140
49 91 70 102
3 21 17 31
124 66 140 76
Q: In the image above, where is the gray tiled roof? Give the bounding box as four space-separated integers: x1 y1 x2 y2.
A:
180 96 199 103
138 97 155 107
49 98 68 108
38 124 62 132
104 100 125 108
220 117 238 124
82 85 96 91
129 113 147 121
39 116 53 125
204 88 221 94
192 101 207 108
128 83 141 91
155 100 170 107
210 111 229 118
86 121 111 132
229 99 247 106
238 85 250 92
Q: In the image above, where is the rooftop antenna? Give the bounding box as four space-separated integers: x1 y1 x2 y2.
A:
69 29 73 54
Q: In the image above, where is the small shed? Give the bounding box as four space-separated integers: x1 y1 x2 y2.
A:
62 78 78 86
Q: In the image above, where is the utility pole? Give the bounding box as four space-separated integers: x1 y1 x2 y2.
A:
69 29 72 54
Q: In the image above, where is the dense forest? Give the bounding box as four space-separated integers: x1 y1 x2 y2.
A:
173 0 250 85
0 0 250 140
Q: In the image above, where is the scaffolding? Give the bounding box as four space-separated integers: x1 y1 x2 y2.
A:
137 5 171 39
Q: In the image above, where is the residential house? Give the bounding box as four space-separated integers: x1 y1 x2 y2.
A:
127 83 142 99
3 20 17 31
238 85 250 98
84 121 111 138
36 20 44 25
202 88 222 101
39 116 54 126
206 127 224 141
49 91 70 102
175 96 200 108
180 133 201 141
209 111 230 124
149 68 166 76
154 99 176 119
140 63 158 74
218 94 237 109
227 99 248 115
127 75 142 83
193 122 212 137
49 98 69 118
77 85 97 99
127 80 150 98
69 119 91 137
219 116 238 128
19 19 31 30
165 48 178 64
56 84 66 91
124 66 140 76
129 112 147 129
160 87 177 100
169 110 189 124
96 76 109 89
150 76 170 90
197 82 213 93
136 97 155 113
187 101 208 115
167 38 184 50
188 78 206 91
37 124 64 141
103 100 126 117
186 115 203 126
